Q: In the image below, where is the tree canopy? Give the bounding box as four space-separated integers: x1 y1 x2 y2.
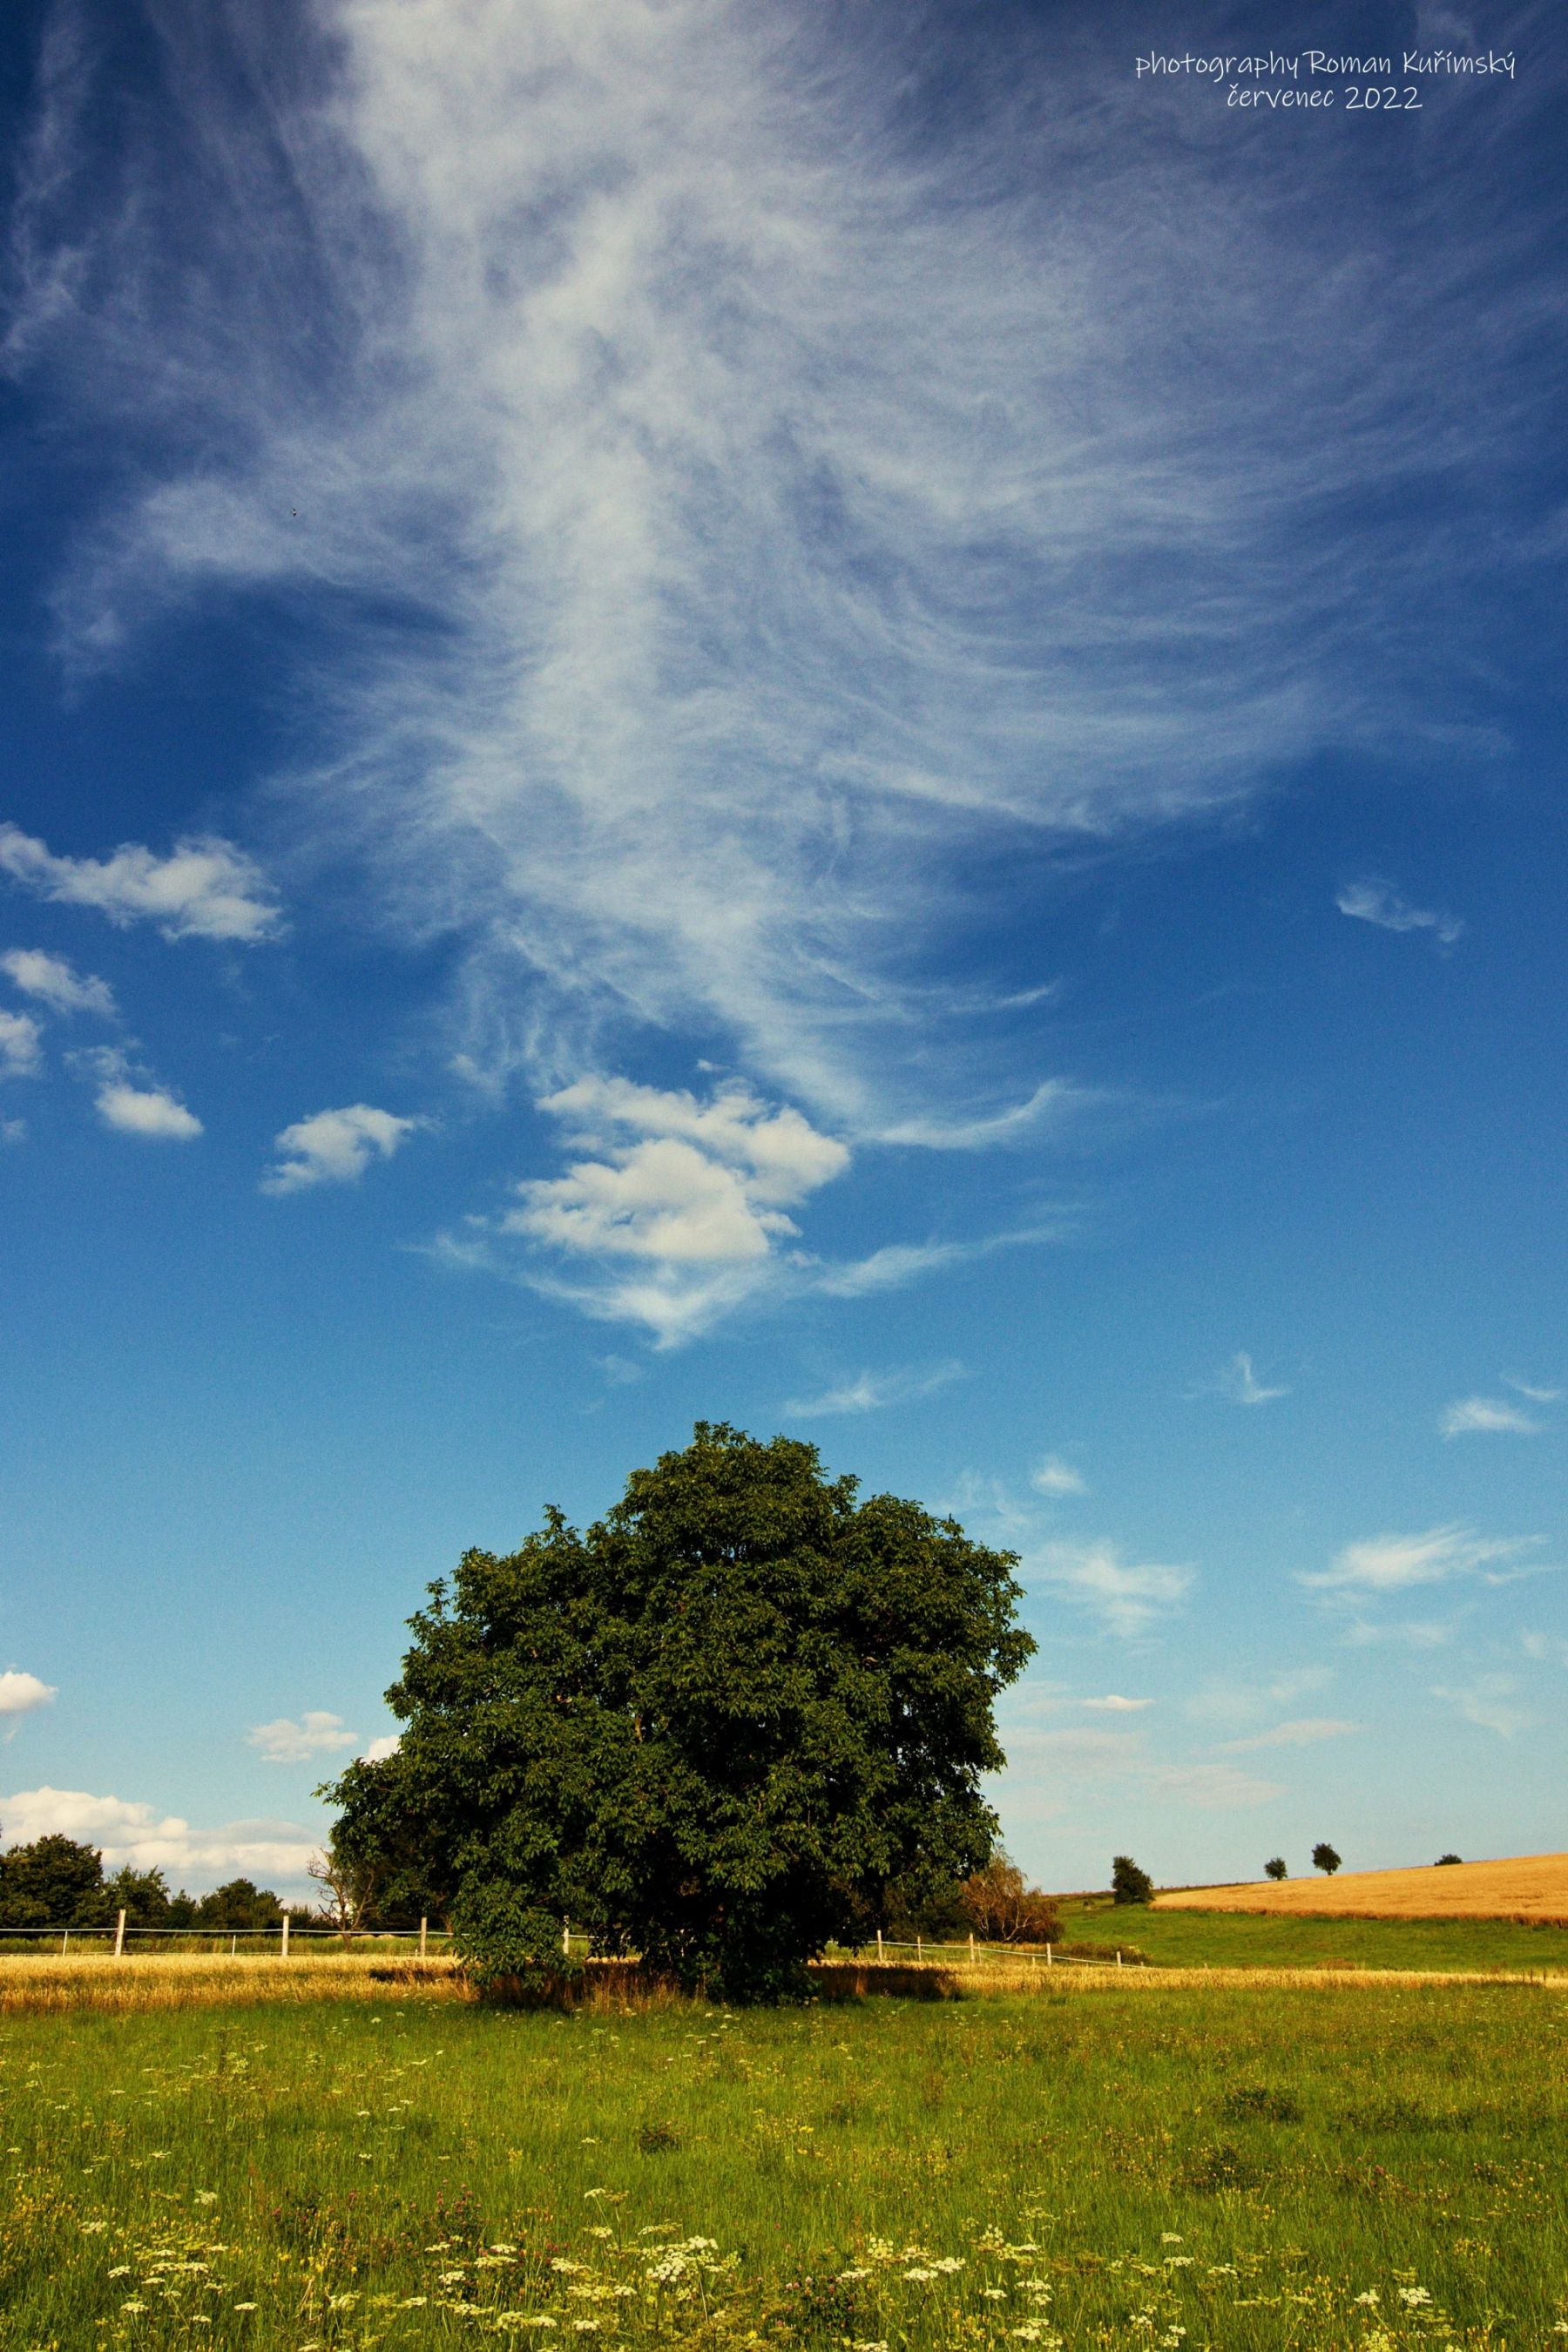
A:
327 1422 1036 1998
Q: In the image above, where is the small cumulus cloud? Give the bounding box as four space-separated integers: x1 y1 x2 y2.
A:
466 1075 849 1343
262 1104 419 1194
1306 1524 1539 1596
1031 1453 1087 1497
247 1711 360 1766
1 948 116 1017
0 1010 43 1078
70 1044 202 1139
1218 1716 1357 1753
360 1734 402 1763
1031 1539 1193 1638
0 824 280 943
0 1786 314 1883
1 1118 25 1145
1336 879 1463 946
784 1362 964 1417
0 1671 57 1726
1080 1693 1151 1713
1442 1395 1541 1437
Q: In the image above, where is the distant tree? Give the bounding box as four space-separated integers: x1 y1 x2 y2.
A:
1112 1854 1153 1906
1435 1853 1463 1866
1311 1842 1342 1876
1263 1856 1288 1882
308 1845 379 1943
326 1423 1035 2001
102 1866 176 1929
0 1835 105 1928
192 1879 284 1931
960 1850 1061 1944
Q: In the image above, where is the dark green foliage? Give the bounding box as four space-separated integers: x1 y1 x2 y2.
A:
1263 1856 1288 1881
1436 1852 1463 1866
327 1422 1034 2000
1311 1842 1342 1876
0 1835 106 1927
1111 1854 1153 1906
449 1876 580 2002
1220 2084 1303 2123
190 1879 284 1930
102 1866 180 1928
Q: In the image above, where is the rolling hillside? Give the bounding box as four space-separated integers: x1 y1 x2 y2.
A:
1154 1850 1568 1921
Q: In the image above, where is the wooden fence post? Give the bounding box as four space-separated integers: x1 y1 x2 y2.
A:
969 1932 977 1964
113 1909 126 1959
563 1917 571 1957
875 1928 883 1960
1046 1943 1053 1967
1115 1948 1122 1968
419 1916 428 1960
916 1933 923 1963
61 1928 70 1956
280 1913 290 1959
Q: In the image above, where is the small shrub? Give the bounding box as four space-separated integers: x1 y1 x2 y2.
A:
1436 1852 1463 1866
1179 2139 1269 2193
450 1882 581 2004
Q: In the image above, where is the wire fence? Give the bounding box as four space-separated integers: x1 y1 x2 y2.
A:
0 1918 1138 1970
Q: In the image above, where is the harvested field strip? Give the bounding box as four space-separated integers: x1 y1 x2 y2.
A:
1154 1847 1568 1918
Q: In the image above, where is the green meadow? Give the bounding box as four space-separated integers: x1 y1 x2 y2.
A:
1043 1902 1568 1975
3 1974 1565 2350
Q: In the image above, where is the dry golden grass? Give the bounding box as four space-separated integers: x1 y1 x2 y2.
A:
1155 1848 1568 1921
0 1949 1558 2013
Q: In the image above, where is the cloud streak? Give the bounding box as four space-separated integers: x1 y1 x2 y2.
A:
6 0 1553 1142
1335 881 1463 946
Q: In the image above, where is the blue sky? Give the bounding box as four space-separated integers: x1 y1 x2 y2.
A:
1 0 1565 1898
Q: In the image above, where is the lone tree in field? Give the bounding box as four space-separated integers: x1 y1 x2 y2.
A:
325 1423 1034 2001
1111 1854 1153 1906
1264 1856 1288 1881
1311 1841 1342 1876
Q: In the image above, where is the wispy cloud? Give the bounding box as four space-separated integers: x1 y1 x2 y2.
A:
6 0 1549 1148
1150 1762 1285 1810
0 1010 43 1078
783 1362 964 1417
1218 1717 1357 1754
247 1711 360 1766
1335 880 1463 947
1306 1524 1541 1596
0 825 278 944
1205 1351 1288 1407
1182 1667 1331 1728
1031 1538 1193 1638
1505 1377 1562 1404
1080 1693 1150 1713
1031 1453 1087 1498
263 1104 419 1194
1430 1675 1531 1740
1442 1394 1541 1437
0 947 116 1017
814 1224 1064 1299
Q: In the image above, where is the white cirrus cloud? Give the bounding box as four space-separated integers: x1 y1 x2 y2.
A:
1442 1395 1542 1437
1336 880 1463 947
0 824 279 944
476 1075 850 1342
262 1104 419 1194
1 948 116 1017
5 0 1548 1135
1152 1762 1285 1810
1080 1693 1151 1713
1215 1352 1289 1407
0 1671 57 1723
784 1362 964 1417
1031 1538 1193 1638
247 1711 361 1766
1218 1717 1357 1754
0 1786 315 1885
1505 1377 1562 1404
1031 1453 1087 1497
1306 1524 1542 1597
1430 1675 1530 1740
0 1010 43 1078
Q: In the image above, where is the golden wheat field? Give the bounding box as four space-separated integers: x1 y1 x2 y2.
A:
1155 1848 1568 1919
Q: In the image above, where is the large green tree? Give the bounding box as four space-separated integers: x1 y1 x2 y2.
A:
327 1423 1035 1998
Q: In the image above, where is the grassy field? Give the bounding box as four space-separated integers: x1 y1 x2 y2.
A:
1044 1900 1568 1975
2 1966 1565 2349
1153 1853 1568 1923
